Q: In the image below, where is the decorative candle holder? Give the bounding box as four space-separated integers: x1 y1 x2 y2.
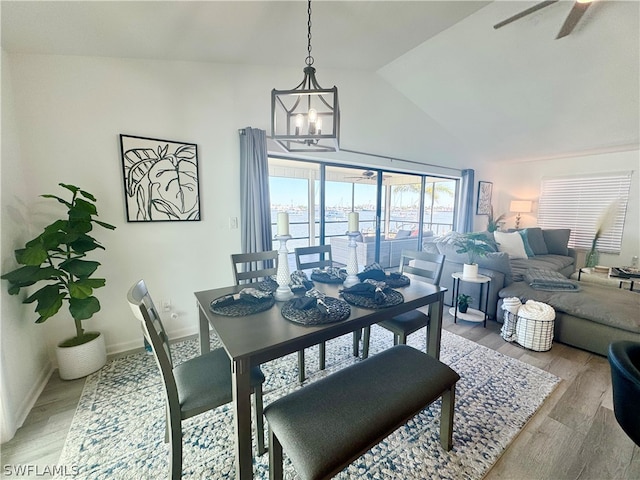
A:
343 231 361 288
274 234 294 301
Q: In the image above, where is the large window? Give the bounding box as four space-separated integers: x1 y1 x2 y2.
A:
537 172 632 253
268 158 459 265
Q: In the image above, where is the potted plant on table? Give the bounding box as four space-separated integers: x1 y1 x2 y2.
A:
1 183 116 380
457 294 473 314
447 232 494 279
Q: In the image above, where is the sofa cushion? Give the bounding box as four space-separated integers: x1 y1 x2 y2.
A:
495 232 528 259
524 227 548 255
542 229 571 256
510 255 575 282
518 230 536 258
498 282 640 334
395 229 412 239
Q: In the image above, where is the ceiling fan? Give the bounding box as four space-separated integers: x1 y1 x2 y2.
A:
345 170 389 182
493 0 594 39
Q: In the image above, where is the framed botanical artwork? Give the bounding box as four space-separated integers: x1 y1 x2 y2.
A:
476 181 493 215
120 134 201 222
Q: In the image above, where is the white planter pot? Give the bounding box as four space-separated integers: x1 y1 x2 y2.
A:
56 331 107 380
462 263 478 279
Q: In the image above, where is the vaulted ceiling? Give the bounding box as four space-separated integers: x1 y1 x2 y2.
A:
2 0 639 163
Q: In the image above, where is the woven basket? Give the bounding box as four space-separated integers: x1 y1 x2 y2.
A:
515 313 554 352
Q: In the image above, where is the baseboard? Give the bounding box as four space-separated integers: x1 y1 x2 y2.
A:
106 325 199 359
12 362 53 438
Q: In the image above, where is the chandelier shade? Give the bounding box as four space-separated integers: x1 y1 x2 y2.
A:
271 0 340 152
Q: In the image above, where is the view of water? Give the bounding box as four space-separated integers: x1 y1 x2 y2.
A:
271 208 454 249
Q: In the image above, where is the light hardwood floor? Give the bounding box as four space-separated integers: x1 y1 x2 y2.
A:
2 313 639 479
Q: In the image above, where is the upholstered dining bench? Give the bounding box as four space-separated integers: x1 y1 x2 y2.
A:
263 344 460 480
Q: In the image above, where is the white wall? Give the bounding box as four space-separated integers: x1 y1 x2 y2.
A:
1 50 51 442
2 53 458 363
3 50 636 441
488 150 640 266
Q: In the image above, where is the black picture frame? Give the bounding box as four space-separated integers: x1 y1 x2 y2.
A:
476 181 492 215
120 134 201 222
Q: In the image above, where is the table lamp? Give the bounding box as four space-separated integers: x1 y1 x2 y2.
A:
510 200 532 230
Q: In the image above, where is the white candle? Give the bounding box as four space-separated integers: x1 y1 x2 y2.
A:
348 212 359 232
277 212 289 236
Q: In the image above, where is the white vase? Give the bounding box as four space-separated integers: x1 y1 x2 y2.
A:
56 331 107 380
462 263 478 279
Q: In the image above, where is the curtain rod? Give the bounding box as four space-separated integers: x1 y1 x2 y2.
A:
338 148 461 174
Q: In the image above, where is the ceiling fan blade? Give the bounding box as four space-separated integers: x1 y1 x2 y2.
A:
493 0 559 30
556 1 592 39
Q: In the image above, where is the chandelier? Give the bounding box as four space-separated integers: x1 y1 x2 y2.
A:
271 0 340 152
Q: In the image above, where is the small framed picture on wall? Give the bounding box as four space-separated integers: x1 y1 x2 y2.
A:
476 181 492 215
120 134 201 222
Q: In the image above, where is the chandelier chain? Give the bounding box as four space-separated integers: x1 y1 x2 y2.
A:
306 0 314 66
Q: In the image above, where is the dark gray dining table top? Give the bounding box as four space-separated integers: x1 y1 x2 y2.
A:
195 280 447 367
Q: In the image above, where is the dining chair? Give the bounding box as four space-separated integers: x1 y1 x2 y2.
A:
608 340 640 446
362 250 445 359
127 280 266 480
231 250 278 284
231 250 315 382
294 245 361 382
294 245 333 271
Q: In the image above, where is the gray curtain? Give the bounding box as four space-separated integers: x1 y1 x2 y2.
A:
239 128 272 254
456 169 474 233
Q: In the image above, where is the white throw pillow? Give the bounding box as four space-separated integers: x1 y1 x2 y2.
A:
494 231 528 259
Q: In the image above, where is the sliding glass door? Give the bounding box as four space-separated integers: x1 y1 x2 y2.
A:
268 158 458 269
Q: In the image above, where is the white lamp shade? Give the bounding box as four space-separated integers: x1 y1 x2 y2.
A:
509 200 532 213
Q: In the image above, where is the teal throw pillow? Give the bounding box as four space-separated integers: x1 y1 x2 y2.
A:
519 229 536 258
525 227 548 255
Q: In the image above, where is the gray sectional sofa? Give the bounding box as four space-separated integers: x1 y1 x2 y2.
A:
426 227 640 356
497 281 640 356
425 228 577 318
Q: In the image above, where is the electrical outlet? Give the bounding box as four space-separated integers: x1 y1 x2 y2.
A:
229 216 239 229
162 300 171 312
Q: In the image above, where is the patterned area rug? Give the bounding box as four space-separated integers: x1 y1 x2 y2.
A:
56 326 560 479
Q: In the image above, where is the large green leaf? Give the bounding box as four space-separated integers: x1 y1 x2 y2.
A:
60 258 100 277
69 296 100 321
15 245 48 266
69 234 102 254
70 198 97 220
24 284 65 322
66 220 93 235
1 266 59 291
41 194 71 208
69 278 105 299
95 220 116 230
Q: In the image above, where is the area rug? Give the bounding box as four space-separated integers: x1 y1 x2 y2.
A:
56 326 560 479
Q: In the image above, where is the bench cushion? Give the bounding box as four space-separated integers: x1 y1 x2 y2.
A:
263 345 459 480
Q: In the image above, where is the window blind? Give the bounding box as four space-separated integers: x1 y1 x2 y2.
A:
537 172 632 253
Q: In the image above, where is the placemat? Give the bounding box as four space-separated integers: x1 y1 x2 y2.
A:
281 297 351 325
385 274 410 288
311 271 346 284
341 289 404 309
209 296 275 317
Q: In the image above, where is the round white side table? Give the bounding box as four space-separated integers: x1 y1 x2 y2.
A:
449 272 491 328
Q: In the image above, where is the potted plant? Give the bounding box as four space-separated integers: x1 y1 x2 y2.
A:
1 183 116 379
487 205 505 233
457 294 473 314
446 232 494 278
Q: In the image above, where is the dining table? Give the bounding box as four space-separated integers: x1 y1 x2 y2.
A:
194 279 447 480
